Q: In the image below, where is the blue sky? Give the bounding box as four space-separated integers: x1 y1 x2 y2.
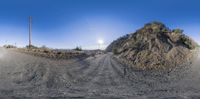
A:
0 0 199 49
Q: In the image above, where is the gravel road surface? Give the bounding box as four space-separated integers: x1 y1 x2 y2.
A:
0 48 200 99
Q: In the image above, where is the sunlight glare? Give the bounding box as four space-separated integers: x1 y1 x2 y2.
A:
98 39 104 45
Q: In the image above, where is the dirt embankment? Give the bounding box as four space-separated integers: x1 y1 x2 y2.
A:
107 22 198 70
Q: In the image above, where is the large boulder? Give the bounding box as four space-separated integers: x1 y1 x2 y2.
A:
107 22 198 70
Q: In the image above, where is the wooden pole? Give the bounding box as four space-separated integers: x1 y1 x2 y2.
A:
29 16 32 48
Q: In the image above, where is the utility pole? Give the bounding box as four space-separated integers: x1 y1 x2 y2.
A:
29 16 32 48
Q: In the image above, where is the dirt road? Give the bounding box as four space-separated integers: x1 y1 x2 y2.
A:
0 48 200 98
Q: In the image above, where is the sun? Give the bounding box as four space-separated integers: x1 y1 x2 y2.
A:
98 39 104 45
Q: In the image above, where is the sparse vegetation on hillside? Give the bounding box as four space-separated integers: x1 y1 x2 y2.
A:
172 29 184 34
143 21 170 33
16 45 87 59
112 48 119 55
179 35 196 49
26 45 38 49
74 46 82 51
3 45 17 49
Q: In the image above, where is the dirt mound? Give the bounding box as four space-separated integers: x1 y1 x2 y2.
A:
107 22 198 70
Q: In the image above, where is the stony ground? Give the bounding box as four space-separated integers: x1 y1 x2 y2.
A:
0 48 200 99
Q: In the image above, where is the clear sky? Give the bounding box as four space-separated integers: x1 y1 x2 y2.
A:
0 0 199 49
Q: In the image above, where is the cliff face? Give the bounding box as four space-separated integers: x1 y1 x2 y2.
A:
107 22 198 70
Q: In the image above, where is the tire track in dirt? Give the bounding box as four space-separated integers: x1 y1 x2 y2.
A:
88 56 114 87
63 59 91 80
62 55 108 96
79 54 136 97
70 55 107 86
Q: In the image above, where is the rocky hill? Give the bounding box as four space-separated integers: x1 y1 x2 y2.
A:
106 22 198 70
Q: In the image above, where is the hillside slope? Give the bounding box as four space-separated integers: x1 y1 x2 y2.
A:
106 22 198 69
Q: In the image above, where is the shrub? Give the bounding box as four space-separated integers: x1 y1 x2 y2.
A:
40 45 48 49
57 51 62 55
26 45 38 49
112 48 119 55
74 46 82 51
161 28 169 33
172 29 183 34
180 36 194 49
153 28 160 33
43 50 50 53
3 45 17 49
143 21 170 33
145 21 166 28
